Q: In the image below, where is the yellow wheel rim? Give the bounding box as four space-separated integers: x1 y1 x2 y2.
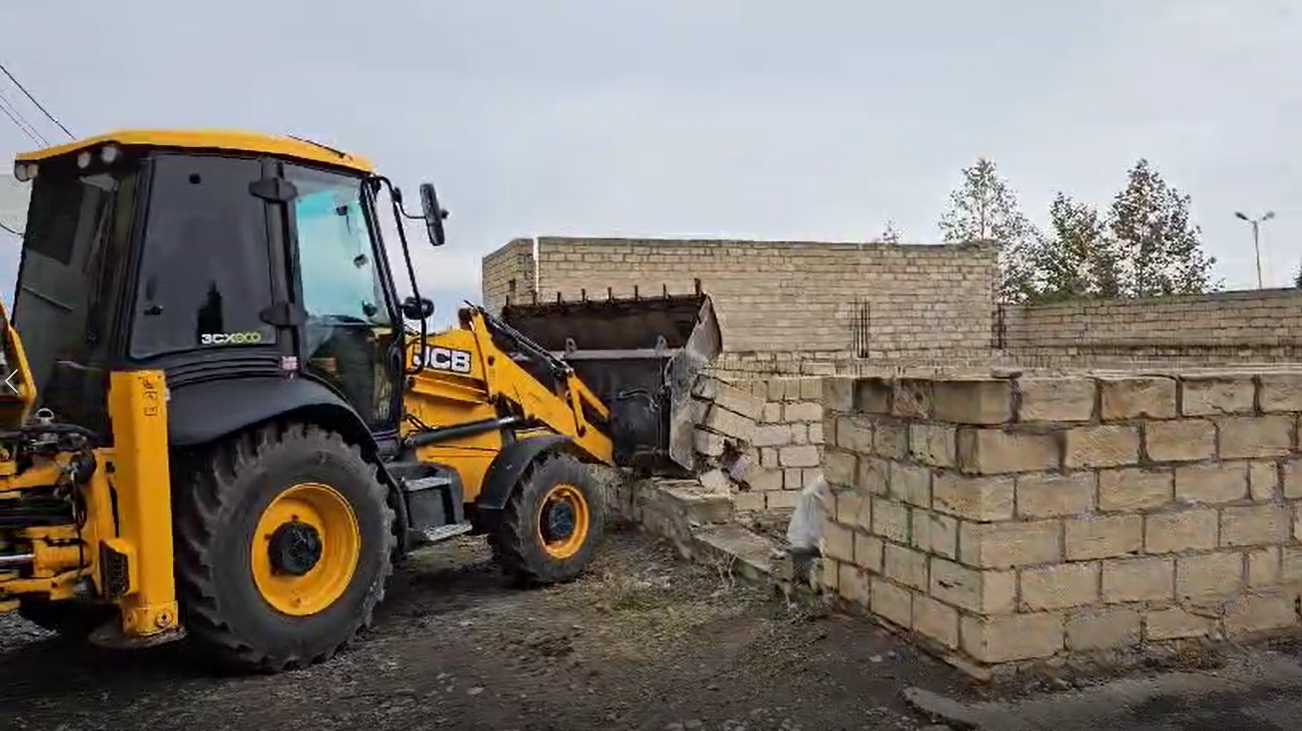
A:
250 482 361 616
536 484 590 560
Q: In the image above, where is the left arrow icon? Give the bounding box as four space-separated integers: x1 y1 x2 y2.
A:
4 371 18 395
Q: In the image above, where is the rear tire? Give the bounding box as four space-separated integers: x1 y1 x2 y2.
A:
172 423 395 673
489 453 604 586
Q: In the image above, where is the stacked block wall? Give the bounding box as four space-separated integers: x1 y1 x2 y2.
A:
819 369 1302 677
731 377 828 512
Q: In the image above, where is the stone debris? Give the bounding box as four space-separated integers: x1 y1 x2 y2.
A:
688 374 764 493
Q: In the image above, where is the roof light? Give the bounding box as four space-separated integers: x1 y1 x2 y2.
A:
12 162 36 182
100 144 121 164
76 151 92 169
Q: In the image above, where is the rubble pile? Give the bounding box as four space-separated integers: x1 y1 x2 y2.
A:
687 374 765 492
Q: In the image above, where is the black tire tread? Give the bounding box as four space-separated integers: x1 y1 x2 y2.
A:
489 453 603 586
171 422 395 673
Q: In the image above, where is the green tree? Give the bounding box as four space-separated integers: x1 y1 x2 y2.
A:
1107 159 1217 297
1030 193 1121 301
938 157 1039 302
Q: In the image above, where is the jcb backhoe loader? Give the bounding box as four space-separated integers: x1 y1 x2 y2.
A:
0 130 721 672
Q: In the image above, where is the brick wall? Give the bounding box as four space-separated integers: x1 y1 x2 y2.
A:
818 369 1302 679
729 376 827 512
481 238 535 315
1002 288 1302 368
481 237 999 368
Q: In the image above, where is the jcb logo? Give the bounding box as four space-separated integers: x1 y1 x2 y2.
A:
421 347 472 374
201 331 264 346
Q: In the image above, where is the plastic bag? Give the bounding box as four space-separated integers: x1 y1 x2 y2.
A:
785 473 831 552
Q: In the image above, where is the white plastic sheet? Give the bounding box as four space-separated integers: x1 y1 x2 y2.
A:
785 474 831 551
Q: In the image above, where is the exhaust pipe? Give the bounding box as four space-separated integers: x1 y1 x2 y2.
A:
499 285 723 475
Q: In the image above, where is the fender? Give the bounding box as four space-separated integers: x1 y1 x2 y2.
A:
476 435 571 511
167 376 375 453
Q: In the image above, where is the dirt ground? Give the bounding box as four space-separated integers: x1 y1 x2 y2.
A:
0 528 969 731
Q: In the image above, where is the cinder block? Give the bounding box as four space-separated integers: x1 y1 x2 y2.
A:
1065 425 1140 469
1016 471 1095 518
1175 462 1248 504
857 457 889 495
855 533 885 572
1218 415 1293 459
1102 557 1174 603
784 468 805 490
835 491 871 529
889 463 931 508
779 445 820 468
1176 552 1243 599
1145 420 1215 462
854 378 893 414
929 558 1015 614
1181 374 1256 416
1099 376 1177 420
823 377 855 412
1284 459 1302 499
837 562 870 606
761 401 784 424
957 428 1060 474
821 521 855 563
823 449 858 488
912 511 959 559
871 497 911 544
891 379 933 419
874 422 909 459
733 490 767 512
808 422 825 445
870 577 914 628
835 415 874 454
1067 607 1142 651
1250 461 1279 501
799 377 823 401
1099 467 1174 512
933 473 1015 522
960 612 1065 663
693 428 725 457
1248 546 1281 588
701 404 757 442
1145 509 1217 553
1258 372 1302 412
959 520 1061 568
884 543 929 590
747 468 784 493
1220 504 1290 547
1018 376 1095 423
1065 514 1142 560
700 376 765 421
1145 607 1213 640
912 595 960 649
931 379 1013 425
766 489 798 510
784 401 824 423
909 423 957 468
752 424 794 448
1224 592 1299 635
1020 562 1100 611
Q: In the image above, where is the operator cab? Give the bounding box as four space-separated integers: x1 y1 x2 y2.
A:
10 131 444 443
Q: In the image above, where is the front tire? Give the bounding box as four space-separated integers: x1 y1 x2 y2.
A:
489 453 605 586
172 423 395 673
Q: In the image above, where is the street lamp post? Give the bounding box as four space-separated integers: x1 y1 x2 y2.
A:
1235 210 1276 289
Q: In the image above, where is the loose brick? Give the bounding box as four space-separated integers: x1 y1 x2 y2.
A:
1018 376 1095 423
884 544 929 590
1145 607 1213 640
874 423 908 459
961 612 1065 663
1221 504 1291 547
932 473 1015 522
889 463 931 507
1066 514 1143 560
701 405 756 442
855 533 884 572
931 379 1012 425
1102 557 1174 603
823 450 858 488
1175 462 1248 504
1145 420 1215 462
1099 376 1177 420
960 520 1061 568
1099 467 1173 512
1248 546 1281 588
871 498 910 544
1258 372 1302 412
837 563 870 606
909 423 957 467
1182 374 1255 416
1017 471 1095 518
1145 509 1217 553
911 511 958 559
930 558 1016 613
1224 593 1298 636
784 401 823 423
870 577 913 628
912 595 960 649
957 428 1060 474
779 445 820 468
1067 607 1142 651
1250 460 1280 501
1218 415 1293 459
1021 562 1099 611
1065 425 1140 469
1176 552 1243 599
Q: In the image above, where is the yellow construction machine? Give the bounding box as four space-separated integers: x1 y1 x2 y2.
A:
0 130 721 672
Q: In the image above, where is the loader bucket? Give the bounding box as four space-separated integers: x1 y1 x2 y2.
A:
500 290 722 475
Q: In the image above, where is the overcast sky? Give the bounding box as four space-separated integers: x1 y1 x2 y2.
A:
1 0 1300 321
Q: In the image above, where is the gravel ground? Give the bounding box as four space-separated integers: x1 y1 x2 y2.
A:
0 528 968 731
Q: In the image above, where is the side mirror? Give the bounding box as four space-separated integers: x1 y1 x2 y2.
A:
401 296 435 321
419 183 448 247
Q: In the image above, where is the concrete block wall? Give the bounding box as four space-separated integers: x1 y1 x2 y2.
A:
1002 288 1302 368
818 369 1302 678
730 376 827 512
481 236 1000 367
481 238 535 314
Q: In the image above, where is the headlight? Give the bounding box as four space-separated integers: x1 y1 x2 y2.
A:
101 144 121 164
12 162 36 182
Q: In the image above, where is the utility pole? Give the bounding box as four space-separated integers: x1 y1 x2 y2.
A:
1235 210 1275 288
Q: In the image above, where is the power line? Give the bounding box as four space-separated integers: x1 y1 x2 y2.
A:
0 89 48 146
0 221 22 237
0 62 72 139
